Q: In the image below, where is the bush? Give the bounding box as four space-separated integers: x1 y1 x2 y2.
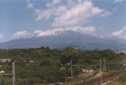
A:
118 73 126 83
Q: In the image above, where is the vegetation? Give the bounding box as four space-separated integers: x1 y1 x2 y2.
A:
0 47 126 85
118 73 126 84
111 73 126 85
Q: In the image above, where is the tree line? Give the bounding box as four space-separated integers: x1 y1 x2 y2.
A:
0 47 125 85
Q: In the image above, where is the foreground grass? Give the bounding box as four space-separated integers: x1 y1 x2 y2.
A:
110 72 126 85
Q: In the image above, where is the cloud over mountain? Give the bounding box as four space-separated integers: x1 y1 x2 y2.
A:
34 0 111 27
1 29 126 50
112 25 126 39
34 26 96 37
12 31 30 38
0 34 3 39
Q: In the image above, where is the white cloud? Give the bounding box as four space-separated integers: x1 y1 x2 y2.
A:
27 0 34 9
34 8 54 21
34 26 96 37
46 0 62 7
33 25 126 40
78 0 82 3
0 34 3 39
52 0 62 5
54 6 67 16
34 0 111 27
52 1 110 27
100 11 111 17
114 0 122 3
12 31 30 38
112 25 126 39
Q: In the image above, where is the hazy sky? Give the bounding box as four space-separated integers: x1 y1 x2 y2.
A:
0 0 126 42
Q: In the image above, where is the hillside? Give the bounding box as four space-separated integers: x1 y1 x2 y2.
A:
0 31 126 50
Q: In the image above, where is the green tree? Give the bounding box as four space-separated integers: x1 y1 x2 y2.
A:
60 47 79 65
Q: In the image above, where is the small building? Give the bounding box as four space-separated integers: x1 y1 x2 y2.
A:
82 69 94 73
29 60 34 63
0 59 11 63
0 70 5 74
60 66 65 70
115 50 126 54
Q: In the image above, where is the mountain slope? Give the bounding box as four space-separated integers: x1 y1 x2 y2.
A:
0 31 126 50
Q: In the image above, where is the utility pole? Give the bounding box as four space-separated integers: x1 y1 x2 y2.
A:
99 59 102 85
0 62 15 85
122 57 126 70
122 58 124 67
103 59 106 72
99 59 102 72
70 60 73 77
70 60 73 85
0 74 4 85
124 57 125 67
12 62 15 85
124 57 126 70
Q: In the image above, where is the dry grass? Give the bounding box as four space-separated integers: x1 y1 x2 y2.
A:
109 81 126 85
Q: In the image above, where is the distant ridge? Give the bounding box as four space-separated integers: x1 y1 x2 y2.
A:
0 31 126 50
